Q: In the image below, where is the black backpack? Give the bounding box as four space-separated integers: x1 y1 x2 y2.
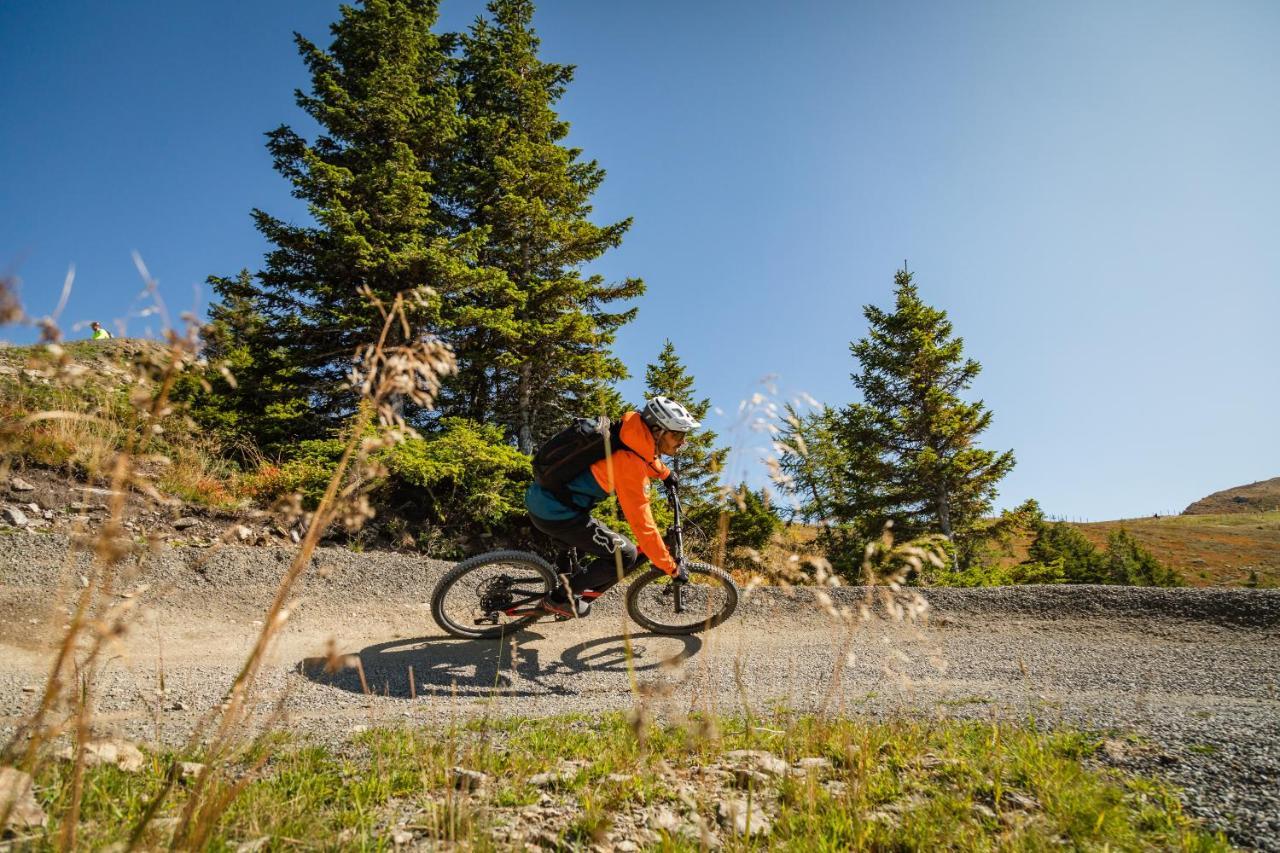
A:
532 416 634 509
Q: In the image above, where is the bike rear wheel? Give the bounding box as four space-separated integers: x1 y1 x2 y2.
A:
431 550 557 640
625 561 738 635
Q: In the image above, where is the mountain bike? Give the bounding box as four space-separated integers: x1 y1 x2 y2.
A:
431 483 738 639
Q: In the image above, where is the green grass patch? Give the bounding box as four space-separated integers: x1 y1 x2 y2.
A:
25 714 1231 850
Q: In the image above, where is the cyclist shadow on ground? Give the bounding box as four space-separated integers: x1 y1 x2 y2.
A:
297 630 703 699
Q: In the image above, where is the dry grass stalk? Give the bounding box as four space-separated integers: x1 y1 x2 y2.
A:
1 266 206 846
2 272 454 847
166 287 454 848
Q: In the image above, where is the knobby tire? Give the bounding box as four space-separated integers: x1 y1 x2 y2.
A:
431 550 557 640
625 561 738 635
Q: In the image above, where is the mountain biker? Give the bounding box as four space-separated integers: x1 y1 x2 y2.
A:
526 396 699 619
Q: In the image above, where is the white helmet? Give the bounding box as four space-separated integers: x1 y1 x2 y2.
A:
641 396 701 432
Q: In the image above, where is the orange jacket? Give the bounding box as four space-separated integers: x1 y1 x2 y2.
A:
588 411 676 573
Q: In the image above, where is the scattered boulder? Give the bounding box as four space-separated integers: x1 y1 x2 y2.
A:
1003 790 1041 811
0 767 46 830
717 798 772 837
173 516 200 530
722 749 788 777
57 738 146 773
450 767 487 791
731 768 771 788
529 759 585 789
2 506 28 527
528 771 564 788
650 807 681 833
793 756 832 775
10 477 35 492
179 761 205 779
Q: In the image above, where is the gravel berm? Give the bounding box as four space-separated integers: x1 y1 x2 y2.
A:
2 534 1278 849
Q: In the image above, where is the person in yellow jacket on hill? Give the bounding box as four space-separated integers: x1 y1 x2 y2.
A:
525 396 699 618
90 321 113 340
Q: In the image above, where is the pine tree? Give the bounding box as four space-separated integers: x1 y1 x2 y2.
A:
189 269 309 452
833 268 1015 554
208 0 493 448
1025 518 1108 583
642 340 724 511
447 0 642 452
776 404 874 576
1104 529 1182 586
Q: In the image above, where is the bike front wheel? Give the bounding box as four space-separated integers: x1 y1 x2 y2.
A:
431 550 557 640
625 561 739 635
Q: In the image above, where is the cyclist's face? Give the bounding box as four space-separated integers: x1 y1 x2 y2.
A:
657 429 688 456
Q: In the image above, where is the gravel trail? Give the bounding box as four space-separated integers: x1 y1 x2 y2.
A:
2 535 1278 849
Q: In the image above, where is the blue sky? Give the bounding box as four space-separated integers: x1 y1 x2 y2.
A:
2 0 1277 520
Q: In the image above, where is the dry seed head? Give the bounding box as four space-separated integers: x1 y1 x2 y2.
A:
36 317 62 344
339 495 376 531
0 275 23 324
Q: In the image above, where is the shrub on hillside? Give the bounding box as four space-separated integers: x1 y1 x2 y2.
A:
1104 528 1183 587
238 439 346 508
1025 519 1109 583
720 486 783 554
384 418 530 537
1021 518 1181 587
929 558 1067 587
682 485 785 568
239 418 531 550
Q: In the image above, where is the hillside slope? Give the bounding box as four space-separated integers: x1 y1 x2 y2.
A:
1073 512 1280 587
1183 477 1280 515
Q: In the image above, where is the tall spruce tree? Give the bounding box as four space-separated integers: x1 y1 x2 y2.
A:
833 268 1015 552
448 0 643 452
643 339 725 512
208 0 497 448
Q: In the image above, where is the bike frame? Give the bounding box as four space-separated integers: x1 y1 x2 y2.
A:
495 484 687 621
665 481 686 614
494 549 584 620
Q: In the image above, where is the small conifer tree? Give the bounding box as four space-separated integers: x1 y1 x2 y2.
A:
642 340 725 512
833 268 1015 556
